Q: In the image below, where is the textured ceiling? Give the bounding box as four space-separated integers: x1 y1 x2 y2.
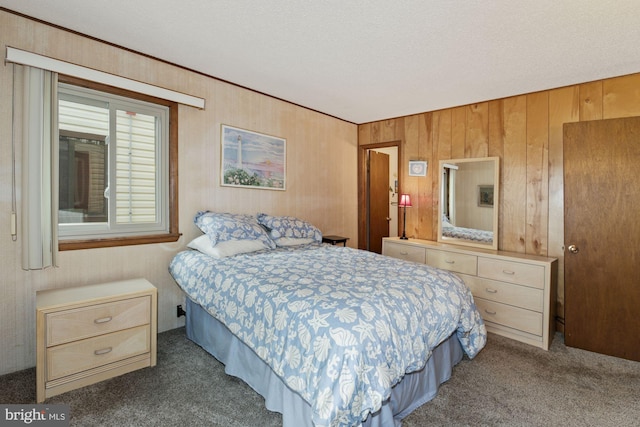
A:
2 1 640 123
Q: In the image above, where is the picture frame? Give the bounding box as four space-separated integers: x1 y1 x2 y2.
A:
221 125 286 190
478 184 494 207
408 160 427 177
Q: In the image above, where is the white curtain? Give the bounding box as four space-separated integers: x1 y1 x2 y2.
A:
20 66 59 269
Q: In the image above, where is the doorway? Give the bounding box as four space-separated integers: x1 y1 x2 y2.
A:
563 117 640 361
358 143 399 253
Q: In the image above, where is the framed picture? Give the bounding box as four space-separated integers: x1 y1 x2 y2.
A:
408 160 427 176
221 125 286 190
478 185 494 207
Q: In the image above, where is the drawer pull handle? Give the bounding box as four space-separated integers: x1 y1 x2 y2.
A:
94 347 113 356
484 309 497 315
502 269 515 275
485 288 498 294
445 260 455 264
400 251 409 255
94 316 113 324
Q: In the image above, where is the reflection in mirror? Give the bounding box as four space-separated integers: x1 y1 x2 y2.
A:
438 157 499 250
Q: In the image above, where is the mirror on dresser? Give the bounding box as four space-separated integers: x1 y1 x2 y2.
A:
438 157 499 250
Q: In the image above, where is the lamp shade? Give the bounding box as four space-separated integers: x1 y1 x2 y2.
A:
398 194 412 207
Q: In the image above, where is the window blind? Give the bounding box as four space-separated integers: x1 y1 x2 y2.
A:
20 66 59 269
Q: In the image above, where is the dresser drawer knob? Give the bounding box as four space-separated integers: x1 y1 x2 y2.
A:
94 316 113 324
445 260 455 264
400 251 409 255
502 269 515 275
484 309 497 315
485 288 498 294
94 347 113 356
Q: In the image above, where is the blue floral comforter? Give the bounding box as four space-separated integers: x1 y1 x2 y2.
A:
443 224 494 243
169 244 486 427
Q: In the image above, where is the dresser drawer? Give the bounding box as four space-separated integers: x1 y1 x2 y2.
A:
46 325 150 381
477 257 545 289
381 237 556 351
47 296 151 346
475 298 543 336
426 249 477 275
462 274 543 312
383 242 426 263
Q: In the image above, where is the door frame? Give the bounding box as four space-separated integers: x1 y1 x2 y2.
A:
358 141 401 250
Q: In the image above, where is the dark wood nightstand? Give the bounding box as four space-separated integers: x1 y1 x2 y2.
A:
322 235 349 247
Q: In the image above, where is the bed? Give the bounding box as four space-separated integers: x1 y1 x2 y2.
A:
169 212 487 427
442 219 493 244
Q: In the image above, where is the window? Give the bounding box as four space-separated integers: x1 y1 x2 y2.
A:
57 76 179 250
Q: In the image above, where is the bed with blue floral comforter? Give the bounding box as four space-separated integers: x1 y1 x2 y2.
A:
169 243 486 427
442 224 494 243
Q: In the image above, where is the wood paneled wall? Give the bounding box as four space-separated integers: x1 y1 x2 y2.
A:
0 11 357 375
359 72 640 329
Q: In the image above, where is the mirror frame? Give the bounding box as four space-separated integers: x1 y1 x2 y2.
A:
438 157 500 250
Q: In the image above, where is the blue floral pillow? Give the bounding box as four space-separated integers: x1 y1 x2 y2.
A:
256 213 322 245
194 211 276 250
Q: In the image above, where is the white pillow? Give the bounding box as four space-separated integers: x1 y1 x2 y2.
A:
187 235 267 258
273 237 316 247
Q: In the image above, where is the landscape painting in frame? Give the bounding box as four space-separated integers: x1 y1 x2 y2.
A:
478 184 494 207
221 125 286 190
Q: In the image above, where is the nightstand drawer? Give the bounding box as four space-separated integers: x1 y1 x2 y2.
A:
462 274 543 312
475 298 543 336
383 242 426 263
478 257 545 289
36 279 157 402
427 249 477 275
47 325 150 381
47 296 151 346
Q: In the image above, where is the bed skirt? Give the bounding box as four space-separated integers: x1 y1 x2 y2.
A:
185 298 463 427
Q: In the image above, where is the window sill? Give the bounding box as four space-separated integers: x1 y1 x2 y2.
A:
59 233 181 251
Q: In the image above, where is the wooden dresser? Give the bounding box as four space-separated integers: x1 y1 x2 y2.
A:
382 237 557 350
36 278 157 402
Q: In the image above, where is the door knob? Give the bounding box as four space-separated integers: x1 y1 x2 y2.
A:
567 244 579 254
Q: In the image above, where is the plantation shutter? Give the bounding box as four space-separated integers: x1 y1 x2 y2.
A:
115 110 157 224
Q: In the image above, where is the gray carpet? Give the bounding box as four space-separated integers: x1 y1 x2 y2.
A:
1 328 638 426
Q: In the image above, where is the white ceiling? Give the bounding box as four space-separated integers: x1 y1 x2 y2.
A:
3 1 640 124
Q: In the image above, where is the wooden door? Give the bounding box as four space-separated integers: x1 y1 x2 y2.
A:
564 117 640 361
368 150 390 253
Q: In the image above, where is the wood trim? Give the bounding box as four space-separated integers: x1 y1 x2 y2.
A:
59 233 181 251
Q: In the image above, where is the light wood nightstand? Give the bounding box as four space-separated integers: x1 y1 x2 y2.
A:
36 278 157 402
